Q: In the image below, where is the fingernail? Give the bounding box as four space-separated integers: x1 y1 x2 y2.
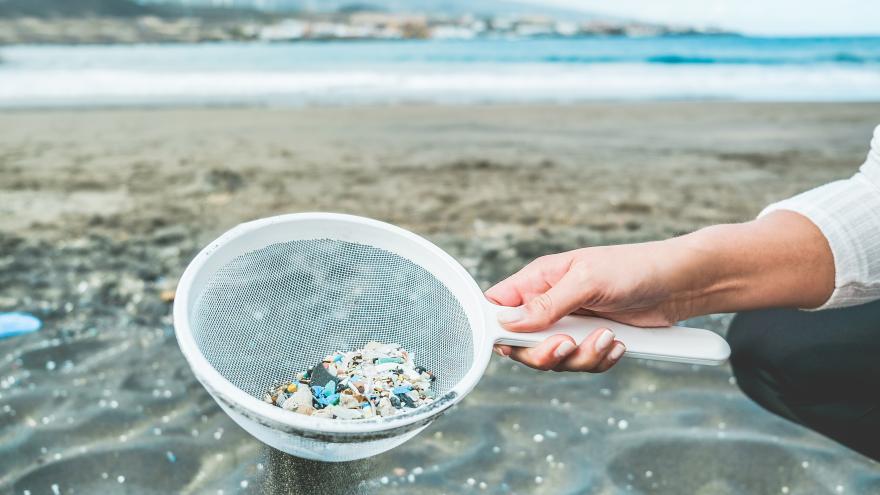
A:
497 306 527 324
609 342 626 361
555 341 576 358
595 329 615 352
493 345 509 357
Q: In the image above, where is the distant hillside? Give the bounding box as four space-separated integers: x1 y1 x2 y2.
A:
0 0 155 17
139 0 612 21
0 0 275 20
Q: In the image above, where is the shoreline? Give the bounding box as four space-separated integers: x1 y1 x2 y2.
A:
2 98 879 113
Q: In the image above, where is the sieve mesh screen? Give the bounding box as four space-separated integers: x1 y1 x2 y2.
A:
191 239 474 400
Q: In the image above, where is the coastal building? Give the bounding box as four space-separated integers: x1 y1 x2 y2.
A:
431 25 477 40
258 19 306 41
348 12 429 39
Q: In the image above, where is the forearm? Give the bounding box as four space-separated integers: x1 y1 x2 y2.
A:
665 210 835 317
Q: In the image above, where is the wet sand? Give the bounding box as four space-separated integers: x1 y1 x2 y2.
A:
1 102 879 494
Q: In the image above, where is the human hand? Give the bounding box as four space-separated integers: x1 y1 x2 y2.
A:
485 241 692 372
485 211 835 373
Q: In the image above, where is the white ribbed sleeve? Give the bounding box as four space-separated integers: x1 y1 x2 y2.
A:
759 125 880 309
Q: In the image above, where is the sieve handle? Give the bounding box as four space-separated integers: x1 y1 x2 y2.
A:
487 307 730 366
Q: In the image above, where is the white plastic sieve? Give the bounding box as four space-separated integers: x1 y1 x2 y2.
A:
173 212 730 462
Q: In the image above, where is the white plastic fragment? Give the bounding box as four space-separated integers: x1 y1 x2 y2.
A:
292 385 315 415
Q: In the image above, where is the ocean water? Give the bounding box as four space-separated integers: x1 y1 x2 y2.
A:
1 36 880 106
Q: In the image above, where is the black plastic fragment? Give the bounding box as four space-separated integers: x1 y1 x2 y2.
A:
309 361 337 388
400 393 416 408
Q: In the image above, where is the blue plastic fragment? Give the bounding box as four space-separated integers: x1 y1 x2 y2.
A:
376 357 404 364
324 381 335 397
312 385 324 396
333 354 343 363
317 393 340 406
0 312 42 339
165 451 177 463
392 385 412 395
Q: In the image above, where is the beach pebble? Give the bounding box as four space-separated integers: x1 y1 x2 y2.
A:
159 290 175 303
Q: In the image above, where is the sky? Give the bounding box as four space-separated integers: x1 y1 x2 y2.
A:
535 0 880 35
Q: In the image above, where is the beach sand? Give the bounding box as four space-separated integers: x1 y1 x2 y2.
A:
1 102 879 494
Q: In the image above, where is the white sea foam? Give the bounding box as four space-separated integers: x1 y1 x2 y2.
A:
2 64 879 107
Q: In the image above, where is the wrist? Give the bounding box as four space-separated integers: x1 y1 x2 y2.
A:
649 225 745 320
669 223 752 317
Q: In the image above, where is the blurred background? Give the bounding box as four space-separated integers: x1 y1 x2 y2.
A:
1 1 879 494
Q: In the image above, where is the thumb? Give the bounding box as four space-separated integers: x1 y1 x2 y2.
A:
496 270 588 332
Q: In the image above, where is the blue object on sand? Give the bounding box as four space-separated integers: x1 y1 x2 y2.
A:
0 312 42 339
392 385 412 395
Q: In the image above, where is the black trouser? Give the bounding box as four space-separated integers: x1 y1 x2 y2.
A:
728 300 880 461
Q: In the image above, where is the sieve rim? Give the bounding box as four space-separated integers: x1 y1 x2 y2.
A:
173 212 493 435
